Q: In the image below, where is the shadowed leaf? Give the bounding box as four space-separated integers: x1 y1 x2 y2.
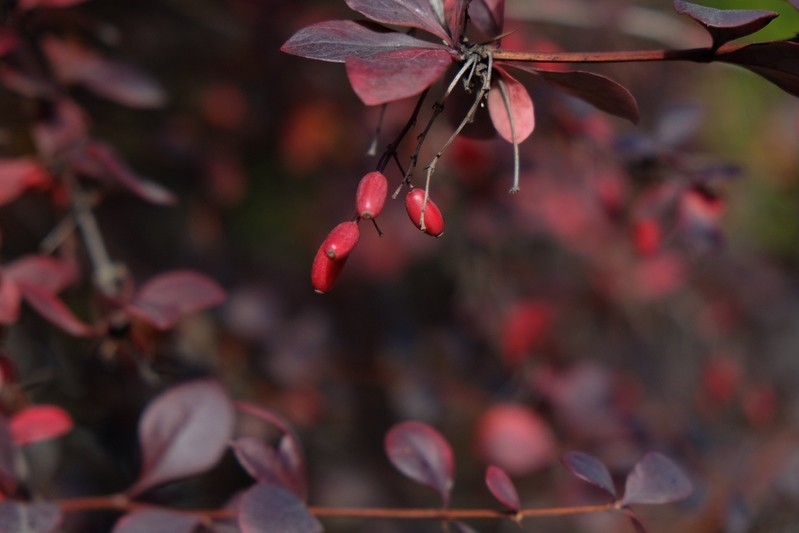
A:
5 255 76 293
230 437 305 499
469 0 505 37
9 405 73 445
112 510 201 533
561 451 617 498
344 0 451 43
18 0 88 10
624 508 650 533
488 67 535 143
0 502 60 533
444 0 467 43
718 41 799 99
17 284 94 337
485 465 520 511
622 452 693 506
385 421 455 506
238 482 322 533
0 417 18 494
674 0 778 49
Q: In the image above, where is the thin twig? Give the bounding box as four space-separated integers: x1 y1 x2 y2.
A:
491 46 722 64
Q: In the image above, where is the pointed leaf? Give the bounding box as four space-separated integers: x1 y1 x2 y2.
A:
529 68 640 123
444 0 467 43
85 142 176 205
0 502 60 533
485 465 520 511
126 270 226 330
230 437 301 495
346 48 453 105
112 510 201 533
129 380 235 496
344 0 451 43
622 452 693 506
0 158 51 206
238 482 322 533
281 20 449 63
9 405 73 446
487 67 535 143
17 284 94 337
673 0 778 49
469 0 505 37
5 255 77 293
385 421 454 506
718 41 799 99
561 451 617 498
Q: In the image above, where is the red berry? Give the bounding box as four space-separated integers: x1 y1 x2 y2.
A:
405 189 444 237
323 221 359 260
311 244 346 294
356 171 388 219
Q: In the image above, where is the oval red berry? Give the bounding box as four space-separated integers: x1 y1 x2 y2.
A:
356 171 388 220
323 221 359 260
405 189 444 237
311 244 346 294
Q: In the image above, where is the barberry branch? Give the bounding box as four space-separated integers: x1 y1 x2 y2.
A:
491 44 731 64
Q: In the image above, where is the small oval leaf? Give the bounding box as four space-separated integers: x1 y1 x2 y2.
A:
622 452 693 506
488 67 535 144
561 451 617 499
385 421 454 506
238 482 322 533
485 465 520 511
112 509 201 533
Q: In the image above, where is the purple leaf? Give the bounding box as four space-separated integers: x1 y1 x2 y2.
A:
0 502 61 533
231 437 304 498
718 41 799 99
621 452 693 506
344 0 452 43
128 380 235 496
238 482 322 533
527 68 640 124
280 20 450 63
623 508 650 533
673 0 778 49
561 451 617 499
487 67 535 144
346 48 453 105
385 421 455 506
17 284 94 337
485 465 520 511
112 510 201 533
469 0 505 37
444 0 467 43
85 142 176 205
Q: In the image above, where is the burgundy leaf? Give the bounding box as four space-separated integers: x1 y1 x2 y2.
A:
621 452 693 506
18 0 88 9
0 65 56 99
5 255 77 293
17 284 94 337
385 420 454 505
673 0 778 49
0 417 18 494
128 380 235 496
230 437 301 495
0 280 21 325
85 142 177 205
0 158 52 206
238 482 322 533
281 20 449 63
344 0 451 43
444 0 467 43
717 41 799 99
469 0 505 37
0 28 18 58
0 502 60 533
527 68 640 124
485 465 520 511
561 451 617 499
126 270 226 330
9 405 73 445
346 48 453 105
112 509 201 533
487 67 535 144
32 98 88 160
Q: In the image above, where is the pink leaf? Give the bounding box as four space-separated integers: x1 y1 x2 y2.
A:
18 0 88 10
347 48 453 105
112 510 201 533
17 284 94 337
485 465 520 511
487 68 535 143
385 421 454 506
344 0 452 43
0 158 52 206
0 502 60 533
280 20 449 63
476 404 556 476
85 142 176 205
0 280 21 325
561 451 617 499
621 452 693 506
5 255 77 293
238 482 322 533
128 380 235 496
9 405 73 446
469 0 505 37
126 270 226 330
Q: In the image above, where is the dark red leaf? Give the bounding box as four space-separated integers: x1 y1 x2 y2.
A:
385 421 454 505
0 65 56 99
444 0 467 43
32 99 87 160
5 255 77 293
0 418 18 494
127 270 226 330
230 437 304 497
18 0 88 10
561 451 617 499
0 158 52 206
344 0 451 43
238 482 322 533
280 20 450 63
673 0 778 49
0 28 17 58
485 465 520 511
128 380 235 496
526 68 640 124
346 48 453 105
621 452 693 506
112 510 201 533
0 280 21 325
487 67 535 143
85 142 177 205
469 0 505 37
17 284 94 337
717 41 799 99
9 405 73 446
0 502 60 533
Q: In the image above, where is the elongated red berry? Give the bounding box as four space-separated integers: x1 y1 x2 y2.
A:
405 189 444 237
311 244 346 294
323 221 360 260
356 171 388 219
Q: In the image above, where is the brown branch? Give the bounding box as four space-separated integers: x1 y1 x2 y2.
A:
491 45 740 64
